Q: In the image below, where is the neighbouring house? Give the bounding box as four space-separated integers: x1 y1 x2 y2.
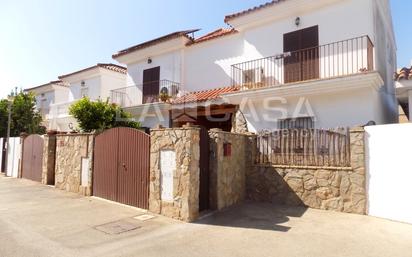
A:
395 65 412 122
111 0 398 132
24 80 70 128
45 63 127 131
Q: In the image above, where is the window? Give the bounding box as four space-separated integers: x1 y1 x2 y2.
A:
278 117 314 129
80 81 88 97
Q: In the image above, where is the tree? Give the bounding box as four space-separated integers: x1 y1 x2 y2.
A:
69 98 141 132
0 100 9 137
0 92 46 137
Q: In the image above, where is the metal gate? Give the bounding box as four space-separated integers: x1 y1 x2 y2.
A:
1 138 6 173
21 135 44 182
93 127 150 209
199 127 210 211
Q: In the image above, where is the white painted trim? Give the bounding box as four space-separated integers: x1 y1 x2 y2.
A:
223 72 383 103
114 37 191 65
227 0 344 31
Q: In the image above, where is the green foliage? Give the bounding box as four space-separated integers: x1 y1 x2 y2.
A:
69 97 141 132
0 92 46 137
0 100 8 137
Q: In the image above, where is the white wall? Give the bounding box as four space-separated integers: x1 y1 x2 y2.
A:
54 87 70 104
365 123 412 224
184 0 375 91
101 71 127 100
120 0 396 128
0 138 3 172
126 51 182 105
69 76 102 101
6 137 21 178
185 34 244 92
241 87 377 132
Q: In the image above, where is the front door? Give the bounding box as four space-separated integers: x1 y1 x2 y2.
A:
284 26 319 83
142 67 160 104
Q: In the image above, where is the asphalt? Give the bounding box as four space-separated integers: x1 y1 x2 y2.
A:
1 175 412 257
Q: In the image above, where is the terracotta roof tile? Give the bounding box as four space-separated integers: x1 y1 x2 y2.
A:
58 63 126 79
395 66 412 81
112 29 199 58
173 86 239 104
224 0 286 23
187 28 238 46
25 80 69 92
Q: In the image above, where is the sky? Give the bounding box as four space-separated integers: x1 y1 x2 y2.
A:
0 0 411 99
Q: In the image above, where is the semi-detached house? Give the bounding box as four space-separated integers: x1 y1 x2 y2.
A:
111 0 398 133
25 63 127 131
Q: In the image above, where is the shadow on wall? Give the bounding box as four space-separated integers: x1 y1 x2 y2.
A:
196 202 307 232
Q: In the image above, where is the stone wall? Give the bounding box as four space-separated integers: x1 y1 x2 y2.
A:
231 110 248 133
149 127 200 222
246 128 367 215
55 134 94 196
209 129 249 210
41 133 56 185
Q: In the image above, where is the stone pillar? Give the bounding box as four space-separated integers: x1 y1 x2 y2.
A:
149 127 200 222
42 132 57 185
18 132 29 178
209 129 248 210
348 127 367 214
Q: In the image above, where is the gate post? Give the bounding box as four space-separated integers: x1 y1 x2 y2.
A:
149 126 201 222
42 131 57 185
18 132 29 178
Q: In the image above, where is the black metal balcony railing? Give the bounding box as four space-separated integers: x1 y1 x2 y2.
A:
111 80 180 108
231 36 374 90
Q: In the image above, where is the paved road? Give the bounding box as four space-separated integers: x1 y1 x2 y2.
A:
1 175 412 257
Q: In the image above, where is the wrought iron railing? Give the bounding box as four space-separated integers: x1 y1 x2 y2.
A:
231 36 374 90
111 80 180 107
255 128 351 167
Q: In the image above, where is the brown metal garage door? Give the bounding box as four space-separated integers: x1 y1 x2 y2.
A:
93 127 150 209
21 135 44 182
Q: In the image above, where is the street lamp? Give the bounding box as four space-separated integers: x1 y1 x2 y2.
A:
4 89 16 177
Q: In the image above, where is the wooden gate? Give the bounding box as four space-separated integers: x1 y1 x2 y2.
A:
21 135 44 182
199 127 210 212
93 127 150 209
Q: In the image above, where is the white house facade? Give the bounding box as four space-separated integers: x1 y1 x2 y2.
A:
24 80 70 128
111 0 397 133
29 63 127 132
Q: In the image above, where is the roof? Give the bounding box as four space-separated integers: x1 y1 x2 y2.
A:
224 0 286 23
395 66 412 81
24 80 69 92
187 28 238 46
58 63 126 79
173 86 239 104
112 29 199 58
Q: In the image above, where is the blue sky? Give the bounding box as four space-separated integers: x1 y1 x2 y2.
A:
0 0 410 98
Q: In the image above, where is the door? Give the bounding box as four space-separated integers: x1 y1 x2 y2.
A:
142 67 160 104
199 127 210 211
93 127 150 209
21 135 44 182
284 26 319 83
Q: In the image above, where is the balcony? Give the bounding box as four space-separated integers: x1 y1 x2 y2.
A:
46 101 75 119
111 80 180 108
231 36 374 90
